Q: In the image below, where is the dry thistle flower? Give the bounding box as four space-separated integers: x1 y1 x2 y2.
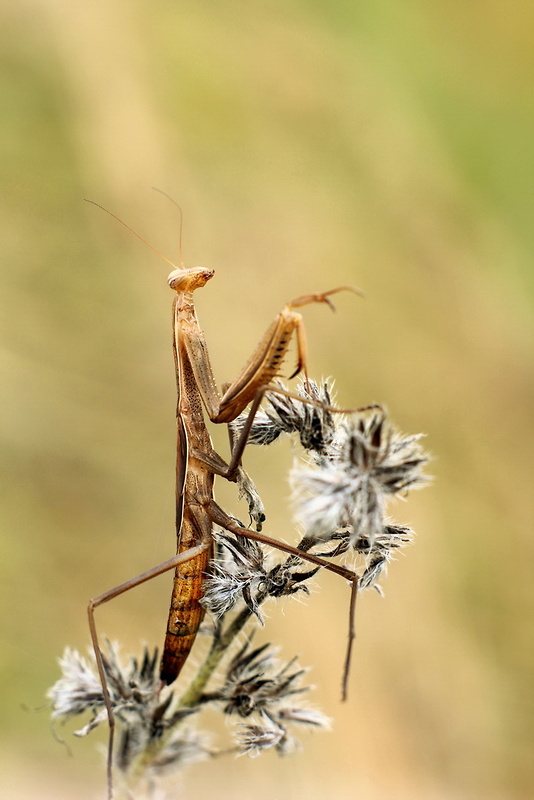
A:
210 641 330 757
48 645 208 775
211 642 308 716
48 647 105 723
201 529 316 624
291 410 428 546
201 531 266 619
230 380 337 455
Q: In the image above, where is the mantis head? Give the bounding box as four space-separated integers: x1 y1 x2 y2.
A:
168 266 215 293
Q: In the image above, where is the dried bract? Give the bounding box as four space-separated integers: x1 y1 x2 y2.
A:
236 721 286 756
357 524 413 591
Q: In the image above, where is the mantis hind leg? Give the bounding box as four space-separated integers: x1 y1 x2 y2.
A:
87 542 210 800
209 500 358 702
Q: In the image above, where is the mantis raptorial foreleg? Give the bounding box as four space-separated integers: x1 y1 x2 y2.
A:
218 382 381 482
188 442 266 529
175 279 363 427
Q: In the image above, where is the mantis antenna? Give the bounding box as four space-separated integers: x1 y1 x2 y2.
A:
151 187 185 268
84 199 181 271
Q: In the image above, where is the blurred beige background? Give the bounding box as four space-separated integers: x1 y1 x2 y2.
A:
1 1 532 798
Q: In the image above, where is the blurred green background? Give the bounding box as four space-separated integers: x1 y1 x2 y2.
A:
1 1 532 798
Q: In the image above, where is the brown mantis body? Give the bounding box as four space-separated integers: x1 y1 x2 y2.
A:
86 204 363 797
161 264 357 683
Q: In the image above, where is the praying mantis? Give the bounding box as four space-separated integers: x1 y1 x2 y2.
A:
86 202 364 798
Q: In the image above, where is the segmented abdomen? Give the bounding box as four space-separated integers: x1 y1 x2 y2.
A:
160 511 213 685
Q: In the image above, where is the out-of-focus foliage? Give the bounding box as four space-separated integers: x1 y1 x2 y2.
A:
0 1 532 798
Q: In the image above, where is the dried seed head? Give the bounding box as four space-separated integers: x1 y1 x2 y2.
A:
207 640 329 757
48 644 206 772
48 648 104 721
292 411 429 547
230 379 337 456
215 642 307 717
201 532 266 620
236 721 286 756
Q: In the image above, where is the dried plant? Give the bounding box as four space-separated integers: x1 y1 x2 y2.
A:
49 380 429 798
